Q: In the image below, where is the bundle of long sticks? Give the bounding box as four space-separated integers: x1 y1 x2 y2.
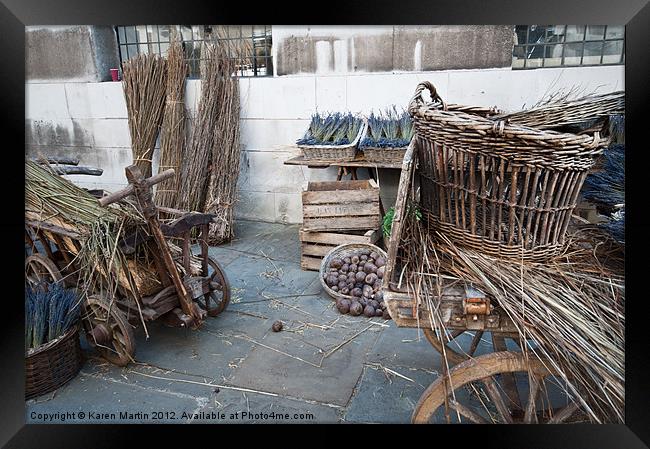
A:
204 36 247 244
155 31 188 209
178 39 222 213
402 211 625 423
122 53 168 178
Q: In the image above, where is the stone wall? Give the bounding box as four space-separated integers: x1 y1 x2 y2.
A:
26 26 120 83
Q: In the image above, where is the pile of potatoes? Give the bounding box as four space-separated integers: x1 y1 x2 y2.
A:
323 248 391 320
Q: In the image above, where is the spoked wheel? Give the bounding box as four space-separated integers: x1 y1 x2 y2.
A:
195 257 231 317
412 351 585 424
25 254 63 290
82 295 135 366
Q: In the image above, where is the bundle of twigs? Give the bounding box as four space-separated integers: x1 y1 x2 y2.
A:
494 91 625 131
204 37 247 244
123 53 168 178
178 40 222 212
156 31 188 209
401 210 625 423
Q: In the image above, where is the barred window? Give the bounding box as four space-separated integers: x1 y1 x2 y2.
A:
116 25 273 77
513 25 624 69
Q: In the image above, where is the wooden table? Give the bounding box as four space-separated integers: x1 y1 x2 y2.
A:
284 154 402 180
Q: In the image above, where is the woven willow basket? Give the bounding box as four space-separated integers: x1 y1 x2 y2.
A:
26 325 82 399
299 120 367 161
319 243 387 302
408 81 610 261
361 146 408 164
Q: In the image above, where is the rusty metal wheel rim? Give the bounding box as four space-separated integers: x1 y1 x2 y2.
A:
25 254 63 290
197 257 231 317
82 295 135 367
412 351 583 424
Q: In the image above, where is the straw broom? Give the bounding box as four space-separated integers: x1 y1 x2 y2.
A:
156 31 188 209
123 53 168 178
203 35 248 244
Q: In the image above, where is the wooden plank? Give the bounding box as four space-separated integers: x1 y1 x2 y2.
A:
299 229 379 245
302 202 379 218
302 189 379 205
306 180 373 191
302 216 381 232
301 243 335 257
284 155 402 170
301 256 323 271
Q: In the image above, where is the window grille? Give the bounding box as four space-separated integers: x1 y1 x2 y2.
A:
513 25 624 69
116 25 273 77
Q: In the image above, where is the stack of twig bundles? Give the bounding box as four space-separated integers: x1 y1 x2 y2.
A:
204 36 247 244
156 31 188 209
123 53 168 178
402 210 625 423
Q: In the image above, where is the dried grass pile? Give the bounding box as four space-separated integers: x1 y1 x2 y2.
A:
156 31 188 209
123 53 168 178
401 208 625 423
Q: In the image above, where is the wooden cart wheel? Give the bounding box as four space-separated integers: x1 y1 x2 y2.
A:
196 257 231 317
412 351 584 424
82 295 135 367
25 254 63 289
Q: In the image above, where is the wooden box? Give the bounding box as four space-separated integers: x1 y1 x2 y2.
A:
300 228 381 271
301 180 381 232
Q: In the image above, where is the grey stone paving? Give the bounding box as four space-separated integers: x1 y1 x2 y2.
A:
25 219 451 424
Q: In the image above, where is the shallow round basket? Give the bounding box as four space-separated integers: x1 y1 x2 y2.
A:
319 243 388 302
26 325 83 400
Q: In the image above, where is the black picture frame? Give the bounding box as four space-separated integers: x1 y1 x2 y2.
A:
3 0 648 446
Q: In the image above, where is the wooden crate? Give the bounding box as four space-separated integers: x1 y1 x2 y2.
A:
301 180 381 232
300 228 381 271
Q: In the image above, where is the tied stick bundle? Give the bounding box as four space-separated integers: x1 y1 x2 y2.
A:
402 210 625 423
123 53 168 178
156 31 188 209
178 39 223 212
204 36 248 244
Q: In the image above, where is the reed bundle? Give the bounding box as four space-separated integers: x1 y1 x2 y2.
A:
204 37 247 244
123 53 168 178
401 210 625 423
156 31 188 209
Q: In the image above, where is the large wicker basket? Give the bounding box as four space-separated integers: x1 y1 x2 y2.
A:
26 325 82 400
319 243 387 302
299 120 367 162
408 82 609 261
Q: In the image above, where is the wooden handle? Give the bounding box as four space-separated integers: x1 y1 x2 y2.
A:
145 169 175 187
98 185 135 207
98 169 176 207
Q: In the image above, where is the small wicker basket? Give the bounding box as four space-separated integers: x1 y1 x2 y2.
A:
299 120 367 161
26 325 82 400
408 81 610 261
361 146 408 164
319 243 387 302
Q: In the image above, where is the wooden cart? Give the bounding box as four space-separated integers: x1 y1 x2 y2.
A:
383 142 584 424
25 164 231 366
